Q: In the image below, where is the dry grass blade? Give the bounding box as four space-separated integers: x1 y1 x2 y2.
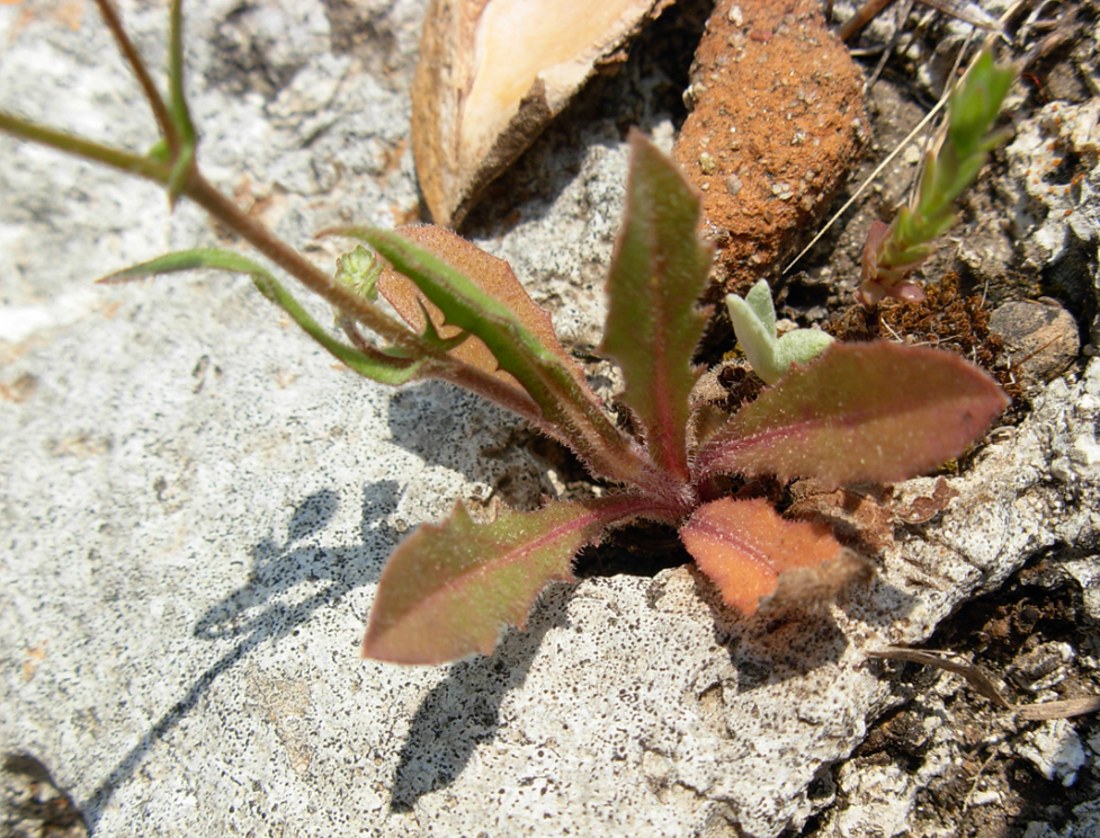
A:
782 97 947 275
1016 696 1100 722
870 646 1100 721
869 646 1013 708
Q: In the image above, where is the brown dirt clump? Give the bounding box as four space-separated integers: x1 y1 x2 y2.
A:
673 0 867 298
828 272 1022 403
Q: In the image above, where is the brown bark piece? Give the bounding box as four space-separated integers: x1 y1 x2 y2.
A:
673 0 866 294
413 0 674 227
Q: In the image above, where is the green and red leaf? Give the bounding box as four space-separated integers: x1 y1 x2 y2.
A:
600 132 712 483
377 224 586 389
692 341 1009 486
363 495 661 664
679 498 855 616
341 226 655 488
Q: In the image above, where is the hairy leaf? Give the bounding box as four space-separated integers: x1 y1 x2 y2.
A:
100 249 425 385
341 226 657 489
363 495 660 664
601 132 711 482
376 225 586 389
693 341 1009 485
680 498 851 616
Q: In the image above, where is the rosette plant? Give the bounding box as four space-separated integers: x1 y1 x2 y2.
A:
0 1 1009 664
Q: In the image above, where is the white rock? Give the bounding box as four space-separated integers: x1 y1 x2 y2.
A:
1017 720 1087 787
1005 99 1100 267
2 2 1099 836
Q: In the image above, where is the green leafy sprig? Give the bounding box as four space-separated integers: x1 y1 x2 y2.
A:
859 49 1016 305
726 280 834 385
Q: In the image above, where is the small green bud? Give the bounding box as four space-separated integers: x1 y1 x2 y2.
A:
335 245 382 301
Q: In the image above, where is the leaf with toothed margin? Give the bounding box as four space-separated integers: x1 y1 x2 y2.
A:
99 249 427 385
600 131 712 484
363 495 659 664
679 497 851 616
693 341 1009 486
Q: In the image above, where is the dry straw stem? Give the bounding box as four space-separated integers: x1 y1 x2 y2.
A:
869 647 1100 721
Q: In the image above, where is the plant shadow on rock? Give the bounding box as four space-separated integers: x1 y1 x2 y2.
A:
688 554 920 691
386 382 530 481
690 568 851 687
192 483 401 641
389 582 573 811
80 482 401 832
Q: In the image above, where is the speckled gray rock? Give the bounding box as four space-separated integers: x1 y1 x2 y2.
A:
1004 98 1100 344
2 3 1099 837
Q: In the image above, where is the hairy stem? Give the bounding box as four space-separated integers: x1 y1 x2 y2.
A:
0 113 170 180
93 0 177 145
166 0 195 142
181 170 424 351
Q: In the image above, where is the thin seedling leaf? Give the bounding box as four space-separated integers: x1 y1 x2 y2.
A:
693 341 1009 486
679 498 851 616
97 247 271 284
363 495 658 664
101 249 425 385
600 132 711 482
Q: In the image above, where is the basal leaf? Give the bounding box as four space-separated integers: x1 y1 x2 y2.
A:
600 132 712 482
100 249 425 385
679 498 850 616
363 495 658 664
693 341 1009 485
339 226 656 489
376 224 585 388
